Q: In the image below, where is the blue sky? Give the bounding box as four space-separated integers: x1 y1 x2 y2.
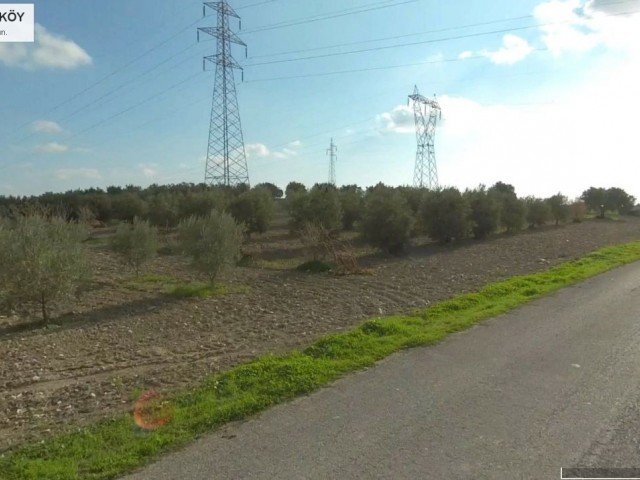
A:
1 0 639 200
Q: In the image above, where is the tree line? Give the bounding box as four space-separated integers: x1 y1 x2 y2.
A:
0 180 635 326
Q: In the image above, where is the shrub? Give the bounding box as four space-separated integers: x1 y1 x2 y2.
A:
111 218 159 277
147 194 179 228
0 213 89 323
581 187 607 217
298 222 331 261
285 191 310 232
499 194 526 233
465 186 500 239
569 201 588 222
254 182 283 199
307 184 342 231
605 187 636 215
339 185 364 230
525 197 551 227
546 193 569 226
287 185 342 232
420 187 470 243
361 187 414 253
285 181 306 197
177 210 245 284
228 188 275 236
178 188 229 220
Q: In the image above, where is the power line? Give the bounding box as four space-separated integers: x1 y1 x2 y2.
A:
250 15 534 59
242 0 419 34
237 0 276 9
243 7 640 68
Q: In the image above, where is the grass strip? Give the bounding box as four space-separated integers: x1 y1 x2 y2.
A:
2 241 640 479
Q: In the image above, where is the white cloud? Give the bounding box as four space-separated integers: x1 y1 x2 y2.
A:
32 120 63 134
534 0 640 56
246 143 270 158
459 35 534 65
35 142 69 154
482 34 535 64
458 0 640 65
0 24 92 70
376 105 415 134
249 141 302 160
55 168 102 180
138 163 159 179
435 52 640 200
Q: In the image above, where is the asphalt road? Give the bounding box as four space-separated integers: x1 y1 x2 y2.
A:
124 262 640 480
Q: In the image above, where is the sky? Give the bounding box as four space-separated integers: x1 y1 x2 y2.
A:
0 0 638 201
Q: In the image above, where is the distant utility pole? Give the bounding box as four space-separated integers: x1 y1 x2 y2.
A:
408 85 442 189
327 138 337 185
198 0 250 187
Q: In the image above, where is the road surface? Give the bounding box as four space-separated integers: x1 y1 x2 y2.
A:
124 261 640 479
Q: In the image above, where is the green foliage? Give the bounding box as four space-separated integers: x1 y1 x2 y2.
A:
3 241 640 480
500 195 526 232
396 186 426 216
604 187 636 214
287 184 342 232
285 190 310 232
525 197 551 228
285 181 307 197
581 187 607 217
228 188 275 236
0 213 89 323
360 186 414 253
110 192 148 223
569 201 588 223
254 182 283 199
177 210 245 285
178 188 230 219
339 185 365 230
487 182 525 233
546 193 569 226
465 186 500 239
420 187 471 243
146 193 179 228
110 218 159 277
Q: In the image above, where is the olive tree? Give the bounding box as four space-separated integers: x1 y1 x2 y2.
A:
111 218 159 277
0 214 89 323
177 210 245 284
360 187 414 254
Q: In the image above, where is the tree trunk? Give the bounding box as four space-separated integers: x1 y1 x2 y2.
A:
41 292 48 324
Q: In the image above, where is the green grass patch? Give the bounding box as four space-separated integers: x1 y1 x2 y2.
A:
169 282 248 299
2 241 640 479
250 258 301 270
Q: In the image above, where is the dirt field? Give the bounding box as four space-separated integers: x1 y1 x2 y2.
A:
1 217 639 452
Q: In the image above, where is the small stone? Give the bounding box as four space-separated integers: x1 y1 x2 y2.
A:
32 375 40 382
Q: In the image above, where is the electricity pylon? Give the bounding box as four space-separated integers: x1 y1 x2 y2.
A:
327 138 337 185
408 85 442 189
198 1 249 187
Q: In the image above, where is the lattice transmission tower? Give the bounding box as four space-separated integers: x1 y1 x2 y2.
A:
408 85 442 189
198 1 249 187
327 138 337 186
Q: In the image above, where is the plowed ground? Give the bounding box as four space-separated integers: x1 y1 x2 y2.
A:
1 217 639 452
